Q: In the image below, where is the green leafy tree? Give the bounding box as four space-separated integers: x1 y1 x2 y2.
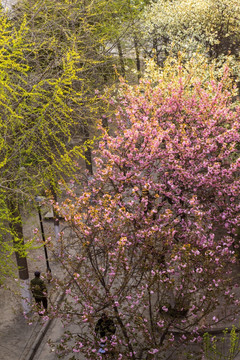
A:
0 0 146 305
10 0 150 182
0 7 91 310
0 12 31 292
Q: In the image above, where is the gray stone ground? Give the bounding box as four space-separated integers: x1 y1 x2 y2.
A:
0 211 62 360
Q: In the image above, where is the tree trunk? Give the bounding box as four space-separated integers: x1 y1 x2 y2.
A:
117 39 125 77
83 125 93 175
153 36 159 66
134 35 141 82
50 184 60 242
101 116 109 130
7 195 31 313
113 305 136 359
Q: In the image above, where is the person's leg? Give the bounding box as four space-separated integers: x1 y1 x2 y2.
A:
98 333 107 354
98 339 107 354
34 297 42 312
42 297 48 310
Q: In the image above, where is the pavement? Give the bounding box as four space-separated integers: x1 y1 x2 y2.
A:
0 211 240 360
0 210 63 360
0 284 62 360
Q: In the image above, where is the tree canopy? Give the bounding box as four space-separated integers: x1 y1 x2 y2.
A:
49 56 240 359
140 0 240 71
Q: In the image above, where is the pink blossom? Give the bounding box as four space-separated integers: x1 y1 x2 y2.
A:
148 348 159 354
49 58 240 358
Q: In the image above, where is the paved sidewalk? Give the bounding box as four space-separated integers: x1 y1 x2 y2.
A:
0 291 37 360
0 279 47 360
0 212 61 360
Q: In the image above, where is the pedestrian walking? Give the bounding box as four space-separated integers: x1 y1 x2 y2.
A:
95 313 116 354
30 271 48 314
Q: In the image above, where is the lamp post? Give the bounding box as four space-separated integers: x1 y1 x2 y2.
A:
35 196 51 276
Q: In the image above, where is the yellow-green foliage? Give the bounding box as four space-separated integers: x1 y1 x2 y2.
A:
0 13 29 164
0 0 147 281
5 0 113 191
0 27 84 193
204 326 240 360
10 0 148 186
0 7 92 280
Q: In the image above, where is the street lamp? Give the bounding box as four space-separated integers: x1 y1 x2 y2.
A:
35 196 51 276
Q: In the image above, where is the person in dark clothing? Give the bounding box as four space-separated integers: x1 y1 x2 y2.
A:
95 313 116 338
30 271 48 313
95 313 116 354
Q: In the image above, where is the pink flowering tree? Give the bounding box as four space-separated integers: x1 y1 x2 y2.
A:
50 57 240 359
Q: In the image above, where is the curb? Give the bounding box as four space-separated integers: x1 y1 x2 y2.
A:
20 290 66 360
169 326 240 336
24 318 54 360
21 258 82 360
